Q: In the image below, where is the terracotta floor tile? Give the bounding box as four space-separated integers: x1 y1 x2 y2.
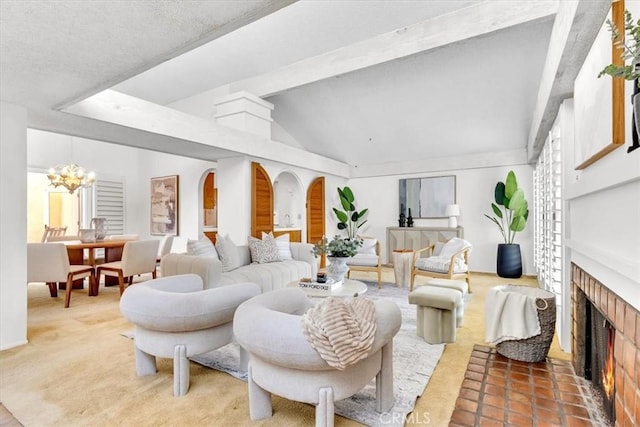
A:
450 345 609 427
507 411 534 427
454 397 478 413
508 399 533 416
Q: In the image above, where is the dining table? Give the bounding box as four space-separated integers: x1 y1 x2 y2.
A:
62 239 130 294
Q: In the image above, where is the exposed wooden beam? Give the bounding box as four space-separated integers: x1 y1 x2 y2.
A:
526 0 611 163
214 1 558 98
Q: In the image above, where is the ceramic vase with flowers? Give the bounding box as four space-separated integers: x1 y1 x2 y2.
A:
313 235 362 283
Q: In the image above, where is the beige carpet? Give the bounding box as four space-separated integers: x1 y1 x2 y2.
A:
0 270 567 426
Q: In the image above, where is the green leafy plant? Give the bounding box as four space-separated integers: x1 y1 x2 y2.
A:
313 235 362 258
484 171 529 244
333 186 368 240
598 9 640 87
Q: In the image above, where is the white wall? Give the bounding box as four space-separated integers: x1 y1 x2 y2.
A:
562 0 640 313
0 102 28 350
139 150 217 252
27 130 147 237
349 164 535 274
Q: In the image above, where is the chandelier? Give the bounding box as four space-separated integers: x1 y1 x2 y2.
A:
47 163 96 194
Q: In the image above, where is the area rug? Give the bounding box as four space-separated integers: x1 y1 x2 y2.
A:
189 281 449 427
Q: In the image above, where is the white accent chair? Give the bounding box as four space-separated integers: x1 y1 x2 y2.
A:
346 236 382 288
233 288 401 427
27 243 96 308
96 240 159 295
119 274 261 396
410 237 472 292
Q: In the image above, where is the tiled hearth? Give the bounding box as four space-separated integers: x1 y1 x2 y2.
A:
450 345 609 426
572 264 640 426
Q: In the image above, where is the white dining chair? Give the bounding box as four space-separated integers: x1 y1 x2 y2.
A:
27 243 96 308
41 225 68 242
96 240 160 295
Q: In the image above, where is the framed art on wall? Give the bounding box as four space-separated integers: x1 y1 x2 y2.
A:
574 0 625 170
150 175 179 236
399 175 456 218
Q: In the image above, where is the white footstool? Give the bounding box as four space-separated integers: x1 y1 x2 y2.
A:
408 286 462 344
422 279 468 326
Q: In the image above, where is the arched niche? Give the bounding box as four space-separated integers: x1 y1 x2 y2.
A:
273 171 303 233
199 168 217 243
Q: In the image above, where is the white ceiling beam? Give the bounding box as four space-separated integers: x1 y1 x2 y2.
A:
214 1 558 98
526 0 611 162
61 90 351 177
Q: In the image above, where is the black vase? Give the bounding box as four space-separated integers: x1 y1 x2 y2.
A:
497 244 522 278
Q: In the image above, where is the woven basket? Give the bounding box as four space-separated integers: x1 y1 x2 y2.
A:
495 285 556 363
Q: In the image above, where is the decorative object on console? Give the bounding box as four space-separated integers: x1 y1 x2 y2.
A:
484 170 529 278
445 204 460 228
47 163 95 194
150 175 179 236
407 208 414 227
398 210 406 227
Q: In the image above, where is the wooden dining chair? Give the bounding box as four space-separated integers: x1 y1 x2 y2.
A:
96 240 159 295
41 225 68 242
27 243 96 308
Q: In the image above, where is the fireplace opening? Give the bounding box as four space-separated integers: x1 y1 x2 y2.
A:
584 302 615 424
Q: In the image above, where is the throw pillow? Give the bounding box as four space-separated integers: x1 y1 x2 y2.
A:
262 231 293 260
215 234 241 272
357 238 377 255
433 241 445 256
187 236 219 258
248 234 281 264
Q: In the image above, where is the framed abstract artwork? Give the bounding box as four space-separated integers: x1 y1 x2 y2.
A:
399 175 456 218
150 175 179 236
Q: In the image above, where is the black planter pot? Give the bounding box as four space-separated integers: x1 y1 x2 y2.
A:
497 244 522 278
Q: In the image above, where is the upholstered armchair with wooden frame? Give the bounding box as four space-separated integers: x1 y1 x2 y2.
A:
346 236 383 288
27 243 97 308
96 240 159 295
410 237 472 293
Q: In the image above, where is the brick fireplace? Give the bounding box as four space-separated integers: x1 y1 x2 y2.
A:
571 263 640 426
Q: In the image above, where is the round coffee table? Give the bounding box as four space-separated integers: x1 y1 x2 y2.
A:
289 278 368 298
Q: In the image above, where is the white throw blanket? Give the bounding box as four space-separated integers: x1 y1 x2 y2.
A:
302 297 376 370
484 285 541 345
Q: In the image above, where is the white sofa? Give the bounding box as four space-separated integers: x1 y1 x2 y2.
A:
161 242 318 292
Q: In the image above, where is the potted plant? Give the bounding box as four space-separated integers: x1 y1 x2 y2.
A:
312 186 368 282
484 170 529 278
598 8 640 153
333 186 368 240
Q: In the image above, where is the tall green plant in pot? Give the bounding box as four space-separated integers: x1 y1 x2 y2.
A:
333 186 368 240
484 171 529 278
320 186 367 283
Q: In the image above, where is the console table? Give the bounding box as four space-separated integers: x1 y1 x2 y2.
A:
386 226 464 265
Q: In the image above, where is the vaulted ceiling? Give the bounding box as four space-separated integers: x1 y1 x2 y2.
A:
0 0 611 177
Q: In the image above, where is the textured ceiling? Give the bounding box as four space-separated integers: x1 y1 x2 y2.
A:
0 0 610 173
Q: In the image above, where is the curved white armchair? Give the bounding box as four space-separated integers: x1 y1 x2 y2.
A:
120 274 261 396
233 288 401 426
